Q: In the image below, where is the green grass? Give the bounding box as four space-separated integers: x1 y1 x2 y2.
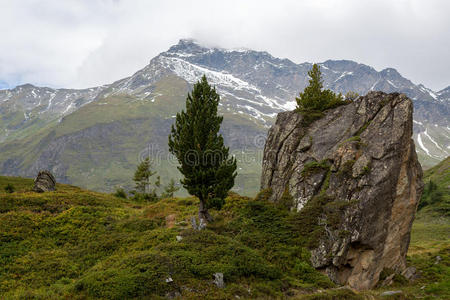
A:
1 173 449 299
0 176 333 299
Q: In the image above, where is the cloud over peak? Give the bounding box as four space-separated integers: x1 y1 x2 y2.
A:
1 0 449 90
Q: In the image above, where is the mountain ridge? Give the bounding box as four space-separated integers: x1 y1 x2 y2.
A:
0 39 448 194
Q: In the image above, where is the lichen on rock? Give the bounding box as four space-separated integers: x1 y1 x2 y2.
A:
261 91 423 290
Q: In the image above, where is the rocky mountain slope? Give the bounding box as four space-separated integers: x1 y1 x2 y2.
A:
0 39 448 194
261 92 423 289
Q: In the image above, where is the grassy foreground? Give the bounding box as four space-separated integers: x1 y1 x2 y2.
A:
0 175 448 299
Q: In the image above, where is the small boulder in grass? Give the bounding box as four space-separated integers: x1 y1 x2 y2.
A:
380 291 403 297
402 266 418 281
33 170 56 192
213 273 224 288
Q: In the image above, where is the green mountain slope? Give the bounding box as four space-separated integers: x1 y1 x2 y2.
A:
0 75 265 196
0 176 449 299
418 156 450 218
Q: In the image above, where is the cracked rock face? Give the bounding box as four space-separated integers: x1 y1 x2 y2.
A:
261 92 423 290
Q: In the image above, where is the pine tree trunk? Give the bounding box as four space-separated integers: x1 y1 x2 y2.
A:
198 198 213 223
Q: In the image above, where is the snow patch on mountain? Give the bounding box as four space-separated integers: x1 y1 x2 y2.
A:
159 56 260 93
335 71 353 82
417 133 431 156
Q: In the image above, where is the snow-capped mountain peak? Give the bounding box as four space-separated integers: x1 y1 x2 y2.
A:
0 39 448 163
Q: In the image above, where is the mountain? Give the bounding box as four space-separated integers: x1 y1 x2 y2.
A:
0 39 448 195
437 86 450 102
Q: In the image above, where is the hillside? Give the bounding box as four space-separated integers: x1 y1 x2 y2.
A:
0 40 449 196
417 156 450 219
0 75 264 196
0 176 448 299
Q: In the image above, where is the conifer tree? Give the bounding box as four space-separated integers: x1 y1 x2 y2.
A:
161 178 180 198
133 157 156 193
169 75 237 222
296 64 344 112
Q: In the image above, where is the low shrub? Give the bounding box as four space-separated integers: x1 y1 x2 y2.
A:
4 183 15 193
113 188 127 199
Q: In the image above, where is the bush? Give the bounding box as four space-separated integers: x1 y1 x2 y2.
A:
345 91 359 101
278 187 294 210
4 183 15 193
131 191 158 202
255 188 273 202
419 180 444 210
207 197 225 210
113 188 127 199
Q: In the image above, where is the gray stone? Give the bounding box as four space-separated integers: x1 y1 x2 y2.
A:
165 277 173 283
402 266 418 281
435 255 442 264
261 92 423 290
380 291 403 297
213 273 225 288
191 216 207 231
33 170 56 192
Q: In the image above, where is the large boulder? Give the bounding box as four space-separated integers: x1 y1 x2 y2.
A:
33 170 56 192
261 92 423 290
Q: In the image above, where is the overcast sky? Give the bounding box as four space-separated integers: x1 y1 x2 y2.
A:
0 0 449 91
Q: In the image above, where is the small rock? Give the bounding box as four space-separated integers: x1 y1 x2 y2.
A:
402 266 417 281
176 235 183 242
198 218 207 230
191 216 206 230
435 255 442 264
380 290 403 297
213 273 224 288
33 170 56 192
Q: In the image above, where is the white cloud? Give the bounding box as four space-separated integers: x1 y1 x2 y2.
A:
0 0 449 90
